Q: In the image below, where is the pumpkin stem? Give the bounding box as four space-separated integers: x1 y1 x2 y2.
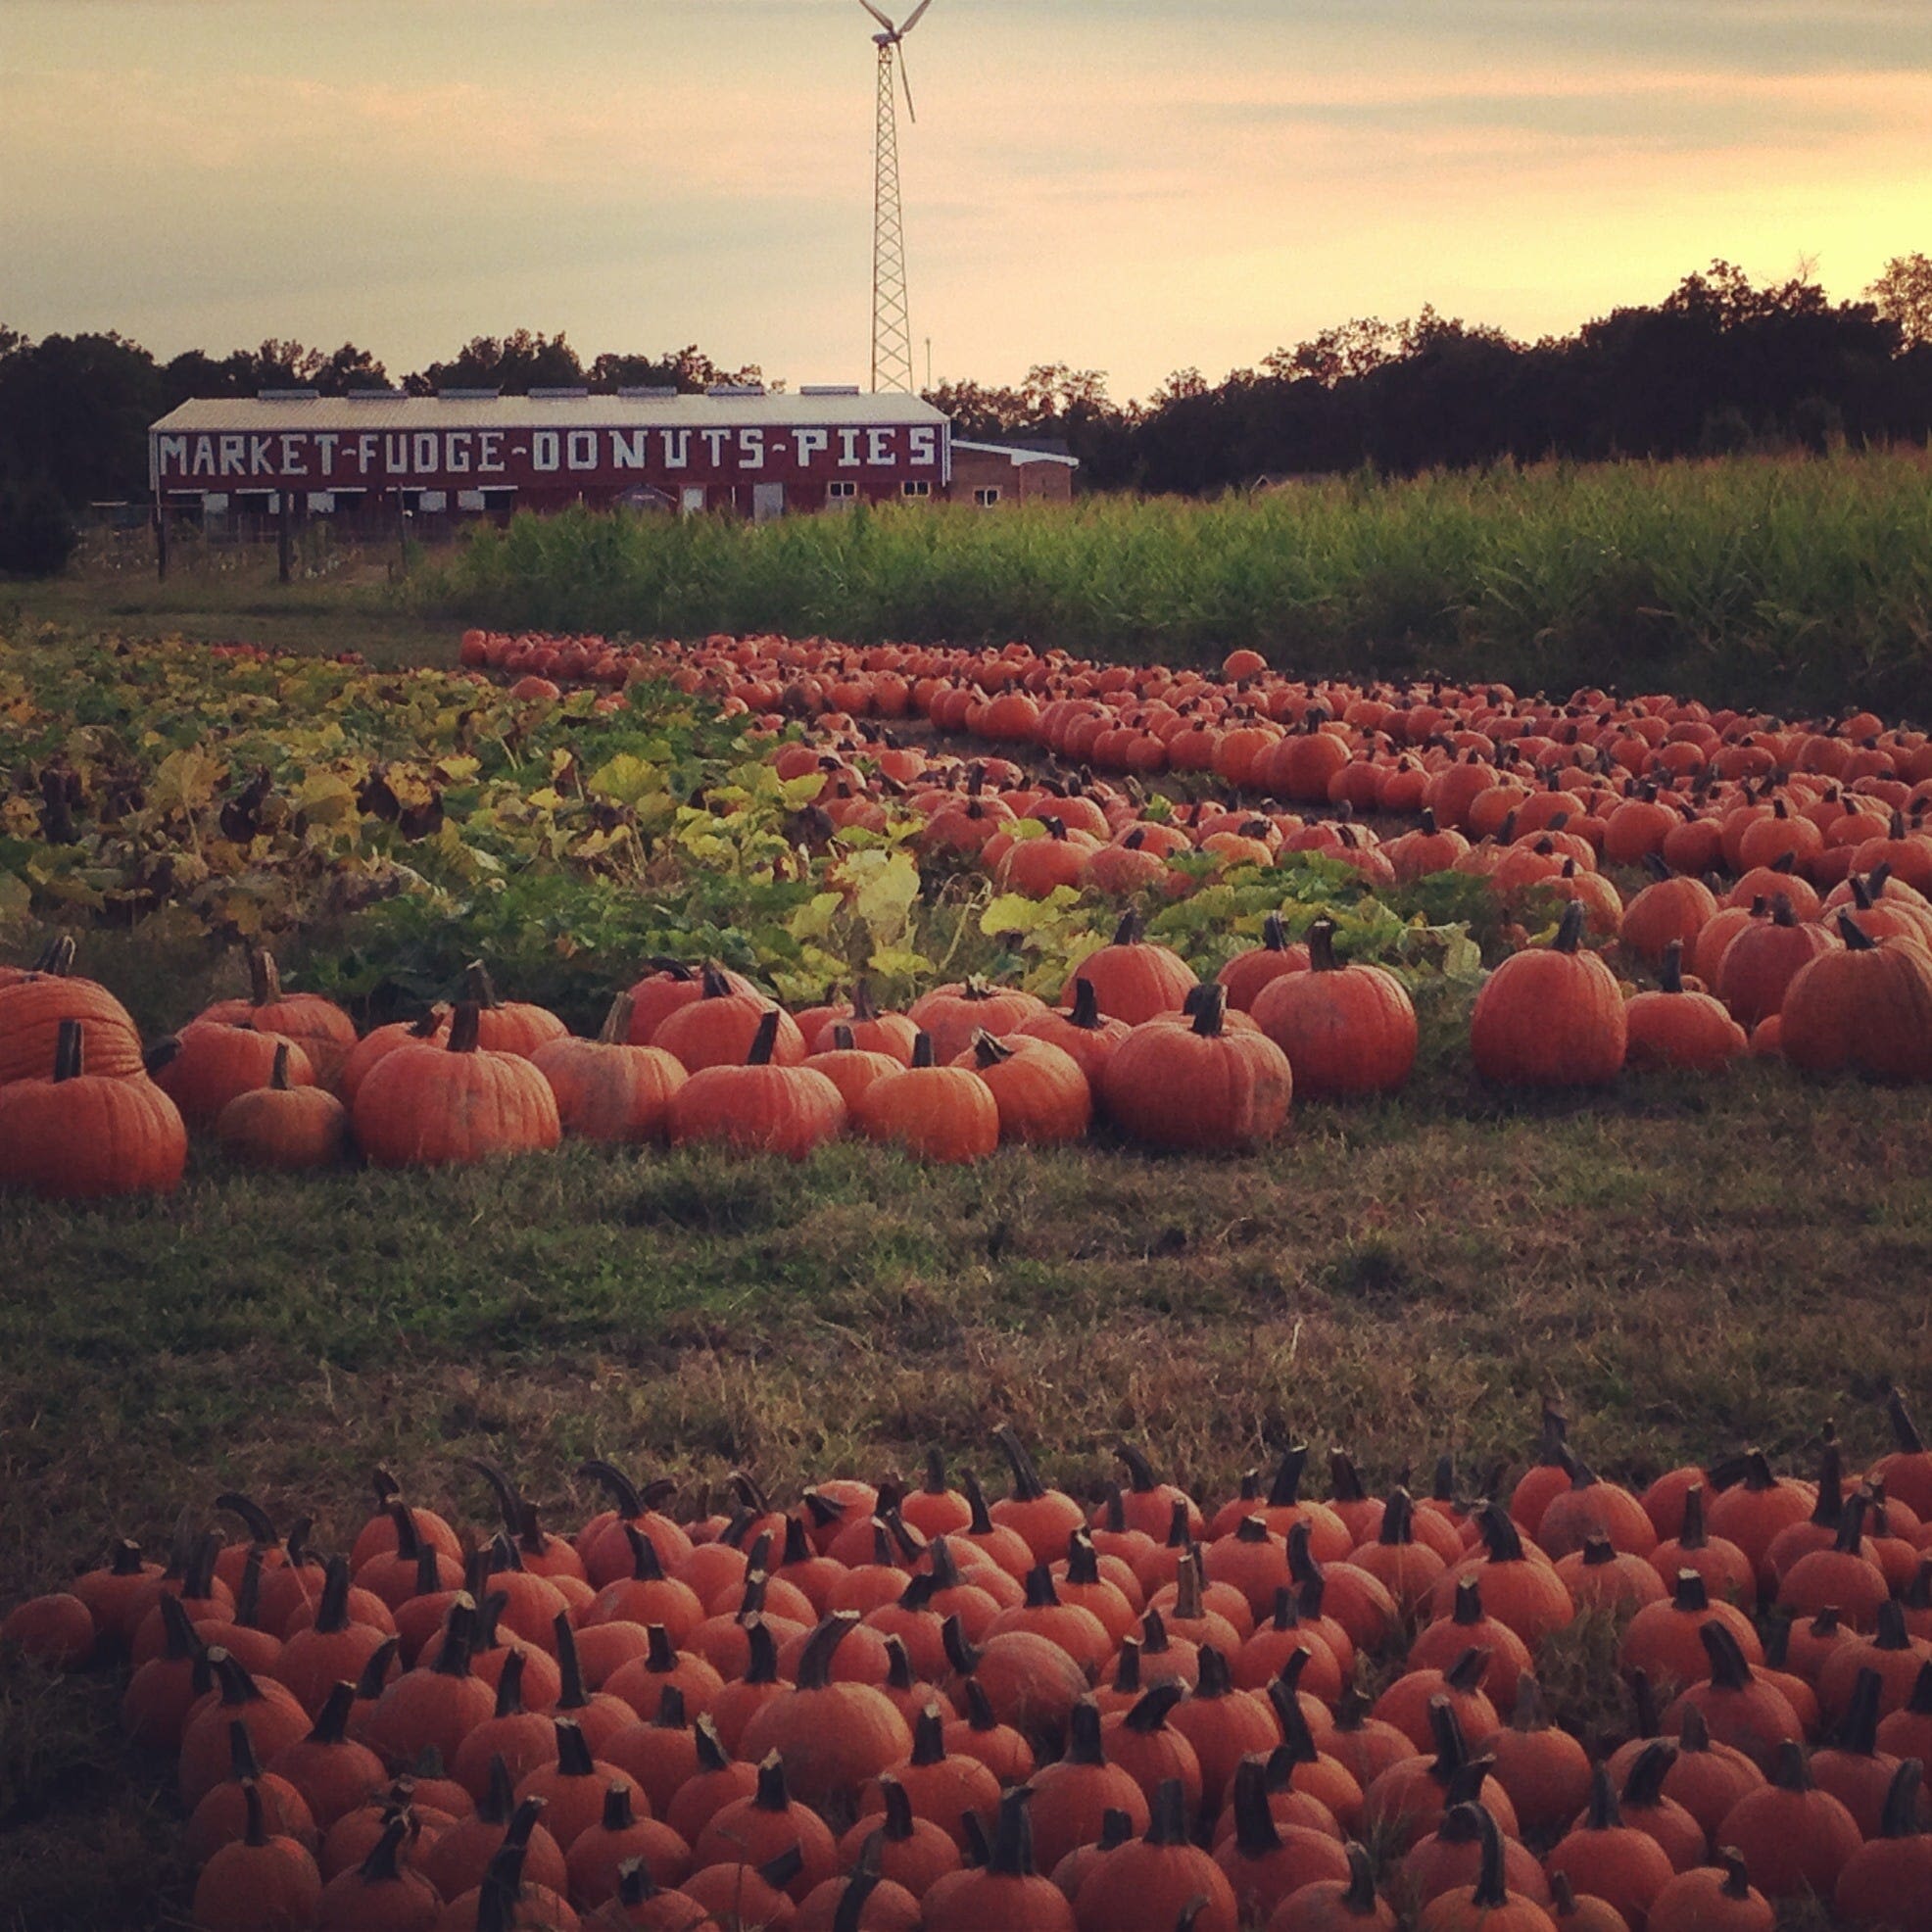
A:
597 991 635 1045
1268 1445 1310 1511
745 1008 781 1066
1889 1389 1926 1455
1307 919 1340 973
1124 1683 1185 1734
1699 1619 1755 1691
353 1636 401 1700
1464 1806 1510 1908
1836 1666 1884 1756
987 1787 1038 1876
359 1813 412 1883
1189 983 1227 1038
911 1031 937 1068
1552 899 1588 952
51 1016 85 1083
447 1002 483 1054
1880 1760 1926 1839
993 1425 1050 1504
830 1022 857 1051
1230 1756 1282 1857
1620 1738 1678 1807
462 961 502 1009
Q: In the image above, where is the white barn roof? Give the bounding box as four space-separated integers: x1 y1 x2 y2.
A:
151 389 949 435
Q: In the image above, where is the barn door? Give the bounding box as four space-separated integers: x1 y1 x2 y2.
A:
752 482 785 523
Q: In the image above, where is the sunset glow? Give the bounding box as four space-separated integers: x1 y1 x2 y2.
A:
3 0 1926 398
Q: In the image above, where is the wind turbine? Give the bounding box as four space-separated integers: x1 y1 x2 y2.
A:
857 0 931 394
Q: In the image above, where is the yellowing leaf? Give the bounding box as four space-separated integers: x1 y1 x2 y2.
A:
150 745 225 815
526 787 567 812
787 892 845 942
845 848 922 943
867 944 934 982
781 771 829 808
436 754 481 783
588 753 663 806
0 870 29 927
979 888 1078 936
295 771 360 826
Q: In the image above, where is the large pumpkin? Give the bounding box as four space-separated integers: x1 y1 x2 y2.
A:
857 1033 1000 1163
668 1009 847 1160
1470 901 1625 1087
1063 911 1197 1025
533 991 689 1143
1101 985 1292 1152
353 1001 561 1167
200 951 359 1093
0 1018 187 1199
1779 913 1932 1083
1250 918 1417 1099
155 1023 316 1134
0 938 145 1087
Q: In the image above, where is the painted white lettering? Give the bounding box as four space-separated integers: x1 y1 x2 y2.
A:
412 432 439 473
356 434 378 476
445 432 472 474
838 429 862 467
566 430 598 471
792 428 829 466
609 430 649 469
314 433 340 476
191 436 217 478
700 428 730 465
738 428 764 468
908 426 937 467
279 435 309 477
158 434 187 479
476 431 505 475
531 430 560 472
218 435 246 477
661 429 691 468
867 428 895 465
383 434 410 475
249 436 273 474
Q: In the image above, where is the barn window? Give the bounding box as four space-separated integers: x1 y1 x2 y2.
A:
826 480 858 503
900 479 931 498
973 486 1002 507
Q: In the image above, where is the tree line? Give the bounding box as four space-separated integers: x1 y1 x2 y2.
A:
1 254 1928 522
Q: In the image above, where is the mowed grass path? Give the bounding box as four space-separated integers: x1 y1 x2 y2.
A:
5 1027 1932 1925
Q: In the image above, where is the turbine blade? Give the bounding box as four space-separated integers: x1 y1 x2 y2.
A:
901 0 933 32
898 46 917 121
857 0 895 29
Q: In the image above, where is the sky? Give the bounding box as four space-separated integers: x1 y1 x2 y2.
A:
2 0 1927 402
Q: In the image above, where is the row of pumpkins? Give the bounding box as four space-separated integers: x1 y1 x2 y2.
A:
13 1408 1932 1930
4 856 1931 1202
458 630 1932 907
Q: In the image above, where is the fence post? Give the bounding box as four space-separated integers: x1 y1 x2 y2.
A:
277 490 293 584
154 498 169 582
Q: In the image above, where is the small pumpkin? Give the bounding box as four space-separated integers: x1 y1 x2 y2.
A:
215 1039 352 1171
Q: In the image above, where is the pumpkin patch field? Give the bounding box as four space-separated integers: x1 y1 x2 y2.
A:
6 612 1932 1929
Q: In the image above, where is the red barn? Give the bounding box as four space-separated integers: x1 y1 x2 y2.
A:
148 384 954 524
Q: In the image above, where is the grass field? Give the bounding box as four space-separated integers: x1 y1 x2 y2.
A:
4 556 1932 1928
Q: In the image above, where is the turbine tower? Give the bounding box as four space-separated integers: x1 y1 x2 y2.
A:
858 0 931 394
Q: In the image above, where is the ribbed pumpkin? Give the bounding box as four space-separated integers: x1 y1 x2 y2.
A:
156 1020 316 1134
1217 912 1312 1012
1543 1763 1674 1932
1250 920 1417 1099
0 937 145 1087
737 1612 913 1808
460 961 568 1058
1064 911 1199 1025
215 1040 351 1172
957 1030 1091 1144
1102 987 1292 1152
338 1009 449 1107
202 949 359 1091
652 963 805 1072
920 1787 1077 1932
1717 1740 1862 1904
1623 943 1748 1072
1015 978 1132 1088
624 958 753 1042
1074 1776 1239 1932
806 1023 905 1113
1713 894 1839 1028
531 992 688 1143
1265 1840 1397 1931
0 1018 187 1198
189 1780 324 1932
354 1003 560 1167
1834 1760 1932 1931
668 1008 847 1159
1026 1697 1152 1874
1414 1805 1555 1932
1642 1851 1770 1932
857 1032 1000 1162
906 977 1048 1062
1470 901 1625 1087
814 980 918 1063
1779 911 1932 1081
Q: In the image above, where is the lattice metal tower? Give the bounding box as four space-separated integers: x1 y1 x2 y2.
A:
858 1 931 395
